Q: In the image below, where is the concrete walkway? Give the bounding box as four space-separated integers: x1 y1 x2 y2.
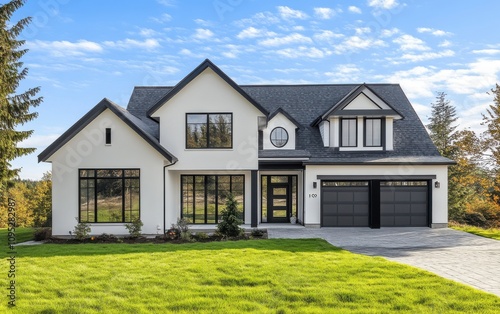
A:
268 227 500 297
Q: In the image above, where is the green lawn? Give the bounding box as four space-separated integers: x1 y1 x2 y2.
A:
0 227 34 246
1 239 498 313
450 224 500 240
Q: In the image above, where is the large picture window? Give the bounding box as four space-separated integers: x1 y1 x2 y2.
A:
181 175 244 224
365 118 382 147
79 169 140 223
341 118 357 147
186 113 232 149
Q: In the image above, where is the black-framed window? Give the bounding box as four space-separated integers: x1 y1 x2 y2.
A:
186 113 232 149
79 169 140 223
181 175 244 224
341 118 357 147
105 128 111 145
270 127 289 148
365 118 382 147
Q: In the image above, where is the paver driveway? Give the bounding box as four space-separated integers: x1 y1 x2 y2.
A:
268 227 500 297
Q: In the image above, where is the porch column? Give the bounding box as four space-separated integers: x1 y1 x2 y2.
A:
251 170 258 228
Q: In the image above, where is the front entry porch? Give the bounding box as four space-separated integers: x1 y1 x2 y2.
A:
261 175 299 224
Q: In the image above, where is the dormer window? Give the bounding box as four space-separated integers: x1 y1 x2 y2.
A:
341 118 357 147
365 118 382 147
270 127 288 148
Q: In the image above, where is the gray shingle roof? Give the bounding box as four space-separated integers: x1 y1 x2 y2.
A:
125 83 453 165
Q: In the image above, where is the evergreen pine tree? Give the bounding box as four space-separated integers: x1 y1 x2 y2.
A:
0 0 42 195
427 92 458 158
216 193 242 238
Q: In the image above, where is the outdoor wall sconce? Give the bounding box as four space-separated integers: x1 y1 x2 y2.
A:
313 182 317 189
434 181 440 188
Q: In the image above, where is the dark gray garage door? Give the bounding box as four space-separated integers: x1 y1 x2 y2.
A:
321 182 369 227
380 181 428 227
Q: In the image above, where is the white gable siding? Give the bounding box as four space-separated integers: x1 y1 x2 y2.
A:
152 68 262 170
319 120 330 147
263 112 297 150
49 109 165 236
343 90 391 110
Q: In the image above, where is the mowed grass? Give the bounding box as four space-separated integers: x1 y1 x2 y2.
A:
450 224 500 240
0 227 34 246
2 239 499 313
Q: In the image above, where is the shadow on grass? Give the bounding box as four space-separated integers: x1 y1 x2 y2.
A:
11 238 346 258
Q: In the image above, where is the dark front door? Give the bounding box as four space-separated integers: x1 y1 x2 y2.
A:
268 183 290 223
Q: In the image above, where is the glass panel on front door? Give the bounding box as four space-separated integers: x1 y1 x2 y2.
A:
261 175 298 223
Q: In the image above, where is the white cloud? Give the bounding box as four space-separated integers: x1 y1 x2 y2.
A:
259 33 312 47
139 28 159 37
439 40 452 47
399 50 455 62
151 13 172 23
27 39 103 56
104 38 160 50
235 11 281 26
393 34 429 51
277 6 308 20
355 27 371 35
314 30 344 41
381 28 399 37
237 27 276 39
193 28 214 40
314 7 341 19
417 27 453 36
156 0 175 6
348 6 362 14
367 0 399 10
276 46 330 58
335 36 386 53
179 48 204 58
472 49 500 55
325 64 362 82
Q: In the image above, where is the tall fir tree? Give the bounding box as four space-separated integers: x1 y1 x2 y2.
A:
481 84 500 205
427 92 458 158
0 0 42 195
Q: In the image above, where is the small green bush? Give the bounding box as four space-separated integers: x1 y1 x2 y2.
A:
250 228 265 237
169 218 191 241
216 193 243 238
125 218 143 238
33 227 51 241
73 219 91 240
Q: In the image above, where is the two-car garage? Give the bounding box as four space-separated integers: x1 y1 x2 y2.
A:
321 180 430 228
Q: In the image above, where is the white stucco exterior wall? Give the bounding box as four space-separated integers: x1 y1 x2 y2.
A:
303 164 448 227
151 68 263 171
48 109 167 236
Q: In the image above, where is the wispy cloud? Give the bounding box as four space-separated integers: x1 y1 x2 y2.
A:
399 50 455 62
393 34 429 51
237 27 276 39
156 0 175 7
348 6 362 14
151 13 172 23
472 49 500 55
277 6 308 20
259 33 312 47
368 0 399 10
276 46 330 58
417 27 453 36
335 36 386 53
27 39 103 56
104 38 160 50
314 7 341 19
192 28 214 40
314 30 344 41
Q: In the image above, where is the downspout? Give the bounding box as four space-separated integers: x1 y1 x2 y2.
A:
163 160 177 233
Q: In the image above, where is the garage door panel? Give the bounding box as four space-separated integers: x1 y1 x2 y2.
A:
380 204 394 214
338 192 354 202
354 204 368 214
321 183 369 227
395 191 411 202
381 183 428 227
323 191 337 203
338 204 354 215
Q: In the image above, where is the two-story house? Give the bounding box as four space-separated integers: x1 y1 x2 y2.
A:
39 59 453 236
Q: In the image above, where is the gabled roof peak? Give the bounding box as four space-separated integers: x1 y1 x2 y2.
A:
146 59 269 118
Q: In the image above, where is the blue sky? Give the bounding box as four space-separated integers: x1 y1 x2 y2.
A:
10 0 500 179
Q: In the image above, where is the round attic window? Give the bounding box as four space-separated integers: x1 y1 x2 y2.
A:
270 127 288 148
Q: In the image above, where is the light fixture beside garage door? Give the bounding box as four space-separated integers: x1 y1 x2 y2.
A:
434 181 440 188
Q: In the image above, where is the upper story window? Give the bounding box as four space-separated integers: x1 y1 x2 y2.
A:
270 127 288 148
186 113 232 149
341 118 357 147
105 128 111 145
365 118 382 147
